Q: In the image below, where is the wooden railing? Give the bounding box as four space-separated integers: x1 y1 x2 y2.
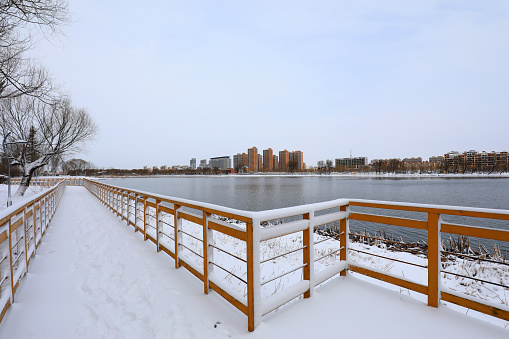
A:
81 179 509 331
0 180 66 324
10 178 64 187
348 199 509 321
11 177 83 187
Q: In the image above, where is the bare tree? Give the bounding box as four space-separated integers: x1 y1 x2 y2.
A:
388 158 401 174
1 95 97 196
64 158 94 175
0 0 70 99
372 160 384 174
288 160 298 173
325 159 333 174
317 160 325 174
234 163 243 174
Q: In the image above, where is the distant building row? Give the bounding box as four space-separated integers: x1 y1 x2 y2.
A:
443 150 508 169
370 150 508 172
233 147 305 172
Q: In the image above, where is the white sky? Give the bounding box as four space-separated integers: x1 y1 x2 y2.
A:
33 1 509 169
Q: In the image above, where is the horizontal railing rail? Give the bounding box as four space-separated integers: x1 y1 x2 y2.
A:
81 179 509 331
10 178 73 187
0 179 66 324
348 199 509 322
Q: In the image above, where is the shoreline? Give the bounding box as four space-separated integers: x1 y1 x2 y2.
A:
95 172 509 179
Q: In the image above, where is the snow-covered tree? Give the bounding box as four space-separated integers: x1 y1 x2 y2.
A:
1 95 97 196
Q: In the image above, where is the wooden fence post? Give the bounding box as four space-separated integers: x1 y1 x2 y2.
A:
126 193 130 227
134 196 139 233
41 198 46 234
428 212 440 307
121 191 125 221
156 199 161 251
143 197 148 240
203 211 211 294
303 213 311 298
246 219 255 332
23 207 28 272
113 189 118 215
8 219 14 303
33 204 37 250
340 204 348 276
174 204 182 268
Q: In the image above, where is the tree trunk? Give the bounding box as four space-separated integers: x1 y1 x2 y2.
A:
14 170 34 197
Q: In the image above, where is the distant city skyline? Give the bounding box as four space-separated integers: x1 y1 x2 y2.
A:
36 1 509 169
138 148 507 171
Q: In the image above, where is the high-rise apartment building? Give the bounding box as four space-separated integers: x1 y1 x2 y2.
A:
279 150 290 172
289 151 304 171
190 158 196 170
199 159 208 168
263 148 273 172
234 147 303 172
233 153 248 171
248 147 259 172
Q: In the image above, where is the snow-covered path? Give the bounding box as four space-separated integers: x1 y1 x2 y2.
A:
0 187 507 338
0 187 245 338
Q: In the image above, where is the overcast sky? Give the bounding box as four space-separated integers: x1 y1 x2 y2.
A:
34 1 509 169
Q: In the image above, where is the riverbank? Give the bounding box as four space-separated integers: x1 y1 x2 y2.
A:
92 172 509 179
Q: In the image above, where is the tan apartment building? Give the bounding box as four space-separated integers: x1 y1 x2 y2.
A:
273 155 279 172
263 148 273 172
279 150 290 172
289 150 304 171
233 153 248 171
235 147 304 172
248 147 259 172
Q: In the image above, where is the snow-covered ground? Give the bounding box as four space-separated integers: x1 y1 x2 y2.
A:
0 186 508 338
0 184 48 210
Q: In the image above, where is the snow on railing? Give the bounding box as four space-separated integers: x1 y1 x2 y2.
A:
10 177 68 187
10 177 84 187
0 179 66 324
81 179 509 331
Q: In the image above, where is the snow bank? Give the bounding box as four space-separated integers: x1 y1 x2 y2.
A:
0 185 48 212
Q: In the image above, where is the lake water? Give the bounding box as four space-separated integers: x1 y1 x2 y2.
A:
102 176 509 251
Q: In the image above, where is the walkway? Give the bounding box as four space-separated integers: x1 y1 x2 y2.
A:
0 186 507 338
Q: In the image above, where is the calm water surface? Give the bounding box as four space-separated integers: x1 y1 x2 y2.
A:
103 176 509 249
103 176 509 211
